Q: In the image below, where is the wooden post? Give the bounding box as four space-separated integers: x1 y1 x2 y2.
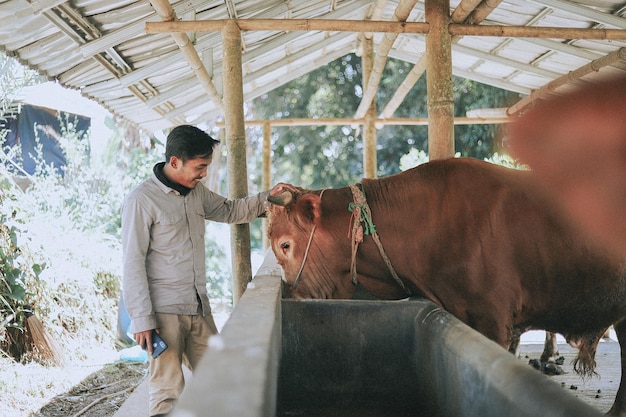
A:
223 20 252 304
262 121 271 251
425 0 454 160
362 36 377 178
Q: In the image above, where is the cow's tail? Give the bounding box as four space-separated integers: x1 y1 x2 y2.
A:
569 330 606 378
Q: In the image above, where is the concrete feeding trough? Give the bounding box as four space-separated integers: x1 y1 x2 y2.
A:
170 253 604 417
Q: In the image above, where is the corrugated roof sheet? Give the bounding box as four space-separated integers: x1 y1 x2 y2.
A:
1 0 625 133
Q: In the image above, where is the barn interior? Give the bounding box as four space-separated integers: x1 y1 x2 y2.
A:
2 1 625 416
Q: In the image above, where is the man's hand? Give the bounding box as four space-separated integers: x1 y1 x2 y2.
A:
269 182 298 196
134 329 158 356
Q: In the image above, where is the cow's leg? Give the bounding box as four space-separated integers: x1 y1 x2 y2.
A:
508 329 522 357
608 319 626 417
540 332 559 363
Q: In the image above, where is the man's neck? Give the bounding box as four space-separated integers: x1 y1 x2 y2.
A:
153 162 191 196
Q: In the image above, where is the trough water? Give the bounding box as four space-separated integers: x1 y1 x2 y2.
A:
171 252 605 417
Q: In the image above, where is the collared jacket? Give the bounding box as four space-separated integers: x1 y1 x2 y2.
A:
121 171 270 333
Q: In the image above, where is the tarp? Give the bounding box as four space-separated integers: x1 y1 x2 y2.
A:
2 104 90 175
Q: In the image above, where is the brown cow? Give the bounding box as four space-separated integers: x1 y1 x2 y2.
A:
267 157 626 416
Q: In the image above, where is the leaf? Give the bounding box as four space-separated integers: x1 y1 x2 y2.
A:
10 283 25 301
32 263 45 276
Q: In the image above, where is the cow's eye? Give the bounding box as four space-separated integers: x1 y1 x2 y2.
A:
280 242 290 253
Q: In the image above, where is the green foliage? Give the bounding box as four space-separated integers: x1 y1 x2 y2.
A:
251 54 363 188
0 215 45 329
453 78 519 158
0 113 123 362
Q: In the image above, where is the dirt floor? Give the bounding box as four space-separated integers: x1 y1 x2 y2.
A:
18 310 232 417
519 336 621 414
29 360 148 417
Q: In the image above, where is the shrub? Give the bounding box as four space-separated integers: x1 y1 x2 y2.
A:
0 115 122 363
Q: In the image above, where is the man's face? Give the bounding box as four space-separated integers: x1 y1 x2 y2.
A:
169 155 212 189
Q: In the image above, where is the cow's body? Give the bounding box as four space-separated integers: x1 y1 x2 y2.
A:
267 157 626 416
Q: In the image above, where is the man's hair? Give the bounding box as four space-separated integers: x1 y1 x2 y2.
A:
165 125 220 162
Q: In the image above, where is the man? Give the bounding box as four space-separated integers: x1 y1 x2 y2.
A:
121 124 295 416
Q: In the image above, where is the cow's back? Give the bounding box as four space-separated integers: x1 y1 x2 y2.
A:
361 158 626 343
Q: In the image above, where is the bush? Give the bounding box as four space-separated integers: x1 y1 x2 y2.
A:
0 115 123 363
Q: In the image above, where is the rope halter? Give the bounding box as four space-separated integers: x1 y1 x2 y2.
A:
291 189 326 291
348 183 411 296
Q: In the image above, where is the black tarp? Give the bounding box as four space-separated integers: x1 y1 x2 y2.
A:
2 104 90 175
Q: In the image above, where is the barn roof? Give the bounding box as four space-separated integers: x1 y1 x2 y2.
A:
2 0 625 133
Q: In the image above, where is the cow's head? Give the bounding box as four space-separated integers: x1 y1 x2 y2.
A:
267 188 354 299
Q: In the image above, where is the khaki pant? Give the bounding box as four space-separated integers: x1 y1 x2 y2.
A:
149 309 218 416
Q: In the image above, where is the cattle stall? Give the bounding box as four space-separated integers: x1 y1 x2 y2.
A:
169 252 604 417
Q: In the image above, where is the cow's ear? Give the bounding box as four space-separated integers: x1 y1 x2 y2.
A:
295 194 322 226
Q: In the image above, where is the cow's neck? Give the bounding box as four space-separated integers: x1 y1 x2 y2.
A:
347 182 411 297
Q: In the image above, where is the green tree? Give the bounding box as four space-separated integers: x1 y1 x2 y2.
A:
251 54 363 189
452 77 519 158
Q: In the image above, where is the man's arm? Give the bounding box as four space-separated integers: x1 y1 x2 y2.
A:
201 182 298 223
121 195 158 337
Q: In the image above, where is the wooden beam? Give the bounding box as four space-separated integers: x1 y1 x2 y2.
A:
146 19 430 34
146 19 626 40
380 0 495 119
426 0 454 160
354 0 419 119
362 36 377 179
507 46 626 116
215 116 511 127
450 24 626 40
149 0 223 112
223 20 253 304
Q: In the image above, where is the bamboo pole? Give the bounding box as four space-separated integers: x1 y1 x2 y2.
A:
463 0 504 24
450 0 483 22
507 46 626 116
380 0 500 119
364 0 387 40
426 0 454 160
379 55 427 119
354 0 419 119
145 19 626 40
362 36 377 179
223 20 252 305
215 116 511 127
146 19 431 34
262 122 271 251
148 0 223 112
449 24 626 40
